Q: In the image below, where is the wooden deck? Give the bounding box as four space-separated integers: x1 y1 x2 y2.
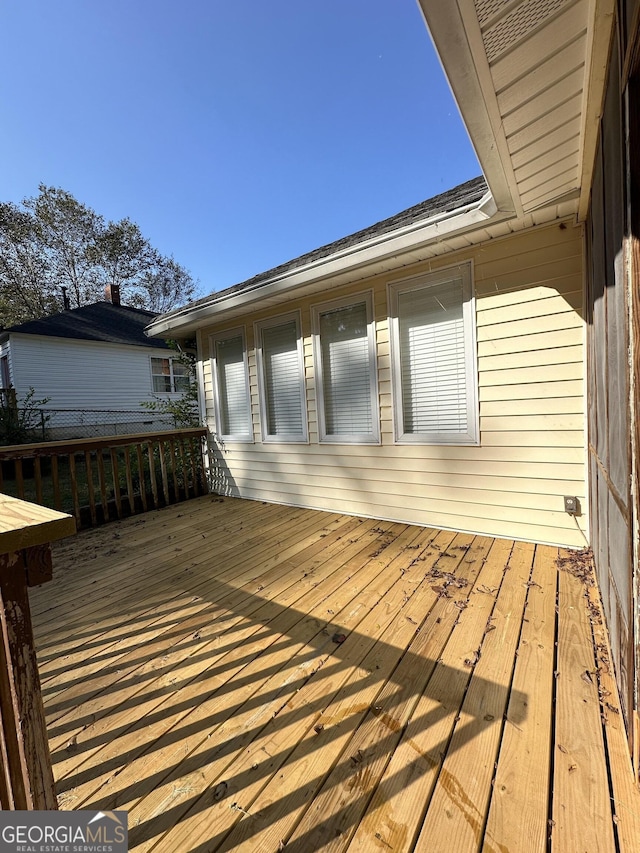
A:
30 496 640 852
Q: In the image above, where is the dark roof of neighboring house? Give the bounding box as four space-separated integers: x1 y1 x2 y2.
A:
3 302 170 349
160 175 489 318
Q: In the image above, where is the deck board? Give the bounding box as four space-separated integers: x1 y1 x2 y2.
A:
553 569 616 851
413 539 532 853
484 544 557 852
29 496 640 852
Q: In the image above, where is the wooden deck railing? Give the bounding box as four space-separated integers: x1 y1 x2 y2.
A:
0 427 208 530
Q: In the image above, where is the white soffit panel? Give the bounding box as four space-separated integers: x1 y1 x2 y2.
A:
421 0 615 217
477 0 586 213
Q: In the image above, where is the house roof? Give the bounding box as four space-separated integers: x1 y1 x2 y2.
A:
147 176 491 337
2 302 170 349
185 175 487 307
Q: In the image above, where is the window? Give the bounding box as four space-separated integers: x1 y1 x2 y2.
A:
389 264 478 444
151 357 191 393
210 328 252 441
0 355 10 389
255 313 307 443
312 292 380 443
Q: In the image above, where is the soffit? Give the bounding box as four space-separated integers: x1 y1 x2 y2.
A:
420 0 615 219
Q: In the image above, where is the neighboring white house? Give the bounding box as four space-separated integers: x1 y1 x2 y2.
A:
0 293 190 439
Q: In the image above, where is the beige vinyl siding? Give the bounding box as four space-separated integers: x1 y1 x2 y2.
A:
198 220 586 547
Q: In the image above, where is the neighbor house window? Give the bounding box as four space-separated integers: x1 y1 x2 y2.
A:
255 312 307 443
151 357 191 393
311 292 380 444
210 328 253 441
0 355 10 389
388 264 478 445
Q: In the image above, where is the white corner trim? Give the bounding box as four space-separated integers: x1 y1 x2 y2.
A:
195 328 208 428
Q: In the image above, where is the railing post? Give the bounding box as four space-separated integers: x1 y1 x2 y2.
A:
0 498 74 810
0 549 57 809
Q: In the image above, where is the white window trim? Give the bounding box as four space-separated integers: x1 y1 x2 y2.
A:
254 311 308 444
388 263 479 446
209 326 253 443
311 290 380 445
149 355 190 395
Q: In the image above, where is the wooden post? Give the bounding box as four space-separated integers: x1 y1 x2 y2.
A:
51 456 61 512
136 444 148 512
159 441 169 506
85 451 97 527
627 70 640 777
68 453 81 525
34 458 43 506
124 446 135 515
96 451 109 522
177 439 188 498
14 459 24 501
169 439 179 503
0 495 75 810
147 442 159 508
110 448 123 519
189 437 199 497
0 550 57 809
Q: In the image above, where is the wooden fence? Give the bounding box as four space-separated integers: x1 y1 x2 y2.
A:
0 427 208 530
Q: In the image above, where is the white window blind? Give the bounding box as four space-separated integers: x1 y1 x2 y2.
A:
391 267 478 444
260 318 306 440
313 296 379 443
213 332 252 440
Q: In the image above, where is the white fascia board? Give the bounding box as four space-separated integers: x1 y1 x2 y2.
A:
146 193 500 338
416 0 520 217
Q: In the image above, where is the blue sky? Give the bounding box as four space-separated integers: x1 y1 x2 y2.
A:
0 1 480 298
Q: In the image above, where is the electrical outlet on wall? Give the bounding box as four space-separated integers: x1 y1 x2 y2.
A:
563 496 579 515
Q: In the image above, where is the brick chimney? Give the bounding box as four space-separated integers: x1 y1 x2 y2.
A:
104 284 121 306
